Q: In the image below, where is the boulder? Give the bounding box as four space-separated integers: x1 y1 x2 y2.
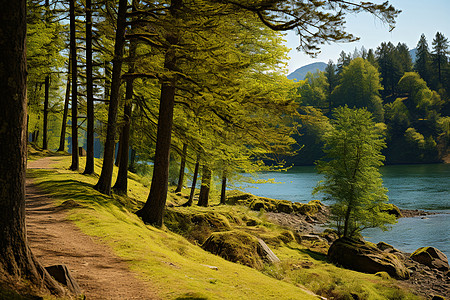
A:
45 264 82 295
377 241 395 252
202 231 279 269
328 238 409 279
276 201 293 214
410 247 449 271
381 203 402 218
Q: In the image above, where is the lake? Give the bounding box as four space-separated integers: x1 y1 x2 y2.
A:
243 164 450 257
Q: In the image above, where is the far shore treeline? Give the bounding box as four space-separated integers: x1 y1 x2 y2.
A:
284 36 450 166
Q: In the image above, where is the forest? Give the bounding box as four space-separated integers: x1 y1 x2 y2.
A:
288 36 450 165
1 0 449 299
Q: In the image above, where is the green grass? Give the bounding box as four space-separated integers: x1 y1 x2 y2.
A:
26 154 422 300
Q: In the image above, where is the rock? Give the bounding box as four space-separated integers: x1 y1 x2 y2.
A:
321 229 339 244
431 296 446 300
45 264 82 295
328 238 410 279
301 234 327 243
293 200 323 216
381 203 402 218
257 238 280 264
377 241 395 252
200 264 219 271
202 231 265 269
277 201 293 214
410 247 449 271
374 271 391 279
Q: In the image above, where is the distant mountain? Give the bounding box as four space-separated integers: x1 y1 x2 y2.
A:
287 62 327 81
409 48 417 63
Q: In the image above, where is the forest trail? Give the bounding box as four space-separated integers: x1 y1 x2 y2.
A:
26 157 160 299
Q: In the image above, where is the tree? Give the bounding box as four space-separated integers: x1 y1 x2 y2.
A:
0 0 63 294
94 0 128 195
136 0 399 227
314 107 396 238
69 0 79 171
83 0 95 174
324 60 338 100
431 32 449 85
376 42 402 98
175 143 188 193
331 57 384 122
415 34 432 84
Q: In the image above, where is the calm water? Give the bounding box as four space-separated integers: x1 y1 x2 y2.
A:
244 164 450 256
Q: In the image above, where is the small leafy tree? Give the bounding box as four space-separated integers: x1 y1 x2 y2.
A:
314 106 396 238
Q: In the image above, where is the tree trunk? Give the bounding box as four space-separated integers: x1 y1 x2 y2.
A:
343 205 352 238
69 0 79 171
129 148 137 172
197 165 211 207
114 134 122 167
136 0 181 226
42 75 49 150
83 0 94 174
175 143 187 193
113 6 138 194
0 1 64 294
136 45 178 226
220 174 227 205
57 57 71 152
184 157 200 207
94 0 128 195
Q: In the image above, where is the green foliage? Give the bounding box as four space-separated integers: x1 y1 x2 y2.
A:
331 58 384 122
314 107 396 237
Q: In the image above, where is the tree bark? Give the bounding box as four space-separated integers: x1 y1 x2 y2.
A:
136 74 176 224
114 133 122 167
94 0 128 195
175 143 187 193
184 157 200 207
136 0 181 226
129 148 137 172
69 0 79 171
57 57 70 152
197 165 212 207
83 0 94 174
113 5 138 194
220 174 227 205
0 1 64 294
42 75 49 150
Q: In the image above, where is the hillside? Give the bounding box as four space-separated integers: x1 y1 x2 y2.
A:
11 151 427 300
287 62 327 81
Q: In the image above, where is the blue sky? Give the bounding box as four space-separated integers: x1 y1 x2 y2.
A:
284 0 450 73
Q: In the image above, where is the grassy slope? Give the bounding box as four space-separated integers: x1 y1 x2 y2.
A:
27 154 421 300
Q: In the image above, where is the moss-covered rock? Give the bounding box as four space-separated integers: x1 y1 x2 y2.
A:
249 198 277 212
276 200 293 213
202 231 265 269
410 247 449 271
328 238 410 279
381 203 403 218
292 200 323 216
377 241 395 252
226 191 256 205
374 271 391 280
277 230 296 244
165 209 232 243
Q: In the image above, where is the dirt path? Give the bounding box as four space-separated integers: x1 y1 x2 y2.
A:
26 158 159 299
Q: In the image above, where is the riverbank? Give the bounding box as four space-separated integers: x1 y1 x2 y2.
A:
261 206 449 299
